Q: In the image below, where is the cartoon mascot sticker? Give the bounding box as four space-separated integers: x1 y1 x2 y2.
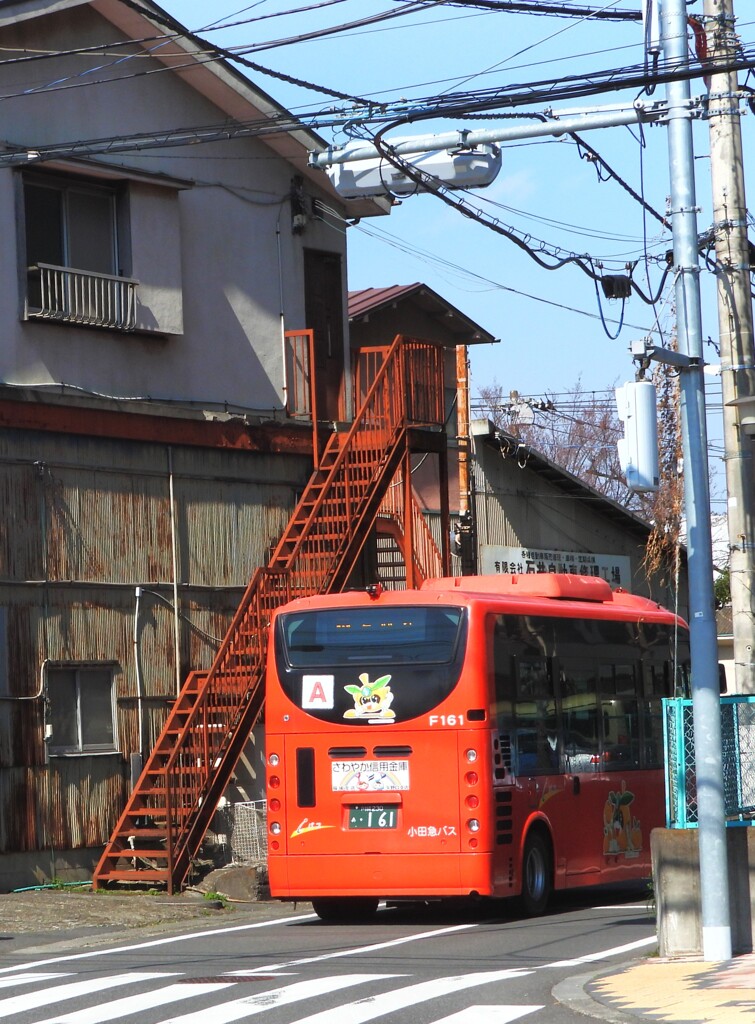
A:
343 673 395 720
603 781 643 857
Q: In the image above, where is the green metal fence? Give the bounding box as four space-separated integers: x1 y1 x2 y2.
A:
663 696 755 828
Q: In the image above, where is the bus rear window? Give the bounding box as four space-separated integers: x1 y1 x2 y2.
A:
273 605 467 725
280 606 464 667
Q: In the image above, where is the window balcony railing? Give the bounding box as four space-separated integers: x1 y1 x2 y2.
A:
26 263 138 331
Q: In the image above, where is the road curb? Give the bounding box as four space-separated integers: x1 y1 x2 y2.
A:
552 965 640 1023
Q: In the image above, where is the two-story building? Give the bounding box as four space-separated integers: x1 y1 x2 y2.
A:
0 0 398 889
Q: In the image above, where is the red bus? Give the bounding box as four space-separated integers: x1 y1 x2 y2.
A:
265 573 688 922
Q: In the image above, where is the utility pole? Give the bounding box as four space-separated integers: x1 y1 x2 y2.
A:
704 0 755 695
664 0 732 961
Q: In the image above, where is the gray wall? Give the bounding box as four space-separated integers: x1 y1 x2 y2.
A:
0 5 350 415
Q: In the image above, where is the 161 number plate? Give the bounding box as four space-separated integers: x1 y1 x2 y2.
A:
348 805 397 829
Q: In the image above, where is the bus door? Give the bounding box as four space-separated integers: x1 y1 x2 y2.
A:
559 686 605 882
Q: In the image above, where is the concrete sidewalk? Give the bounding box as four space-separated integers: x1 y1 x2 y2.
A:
568 953 755 1023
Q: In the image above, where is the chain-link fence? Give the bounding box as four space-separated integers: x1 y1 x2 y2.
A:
664 696 755 827
229 800 268 863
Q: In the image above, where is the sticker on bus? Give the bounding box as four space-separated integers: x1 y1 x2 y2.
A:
302 674 335 709
331 759 409 791
343 673 396 720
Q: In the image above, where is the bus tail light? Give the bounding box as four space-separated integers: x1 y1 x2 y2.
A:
465 794 479 809
269 798 281 812
465 771 478 786
269 775 281 789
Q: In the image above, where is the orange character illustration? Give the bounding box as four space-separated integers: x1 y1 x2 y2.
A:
602 782 643 856
344 673 395 720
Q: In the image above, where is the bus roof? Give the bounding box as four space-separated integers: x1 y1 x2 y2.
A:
275 575 681 621
421 574 613 602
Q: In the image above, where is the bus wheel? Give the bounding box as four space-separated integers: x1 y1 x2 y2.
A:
520 831 552 916
311 897 379 923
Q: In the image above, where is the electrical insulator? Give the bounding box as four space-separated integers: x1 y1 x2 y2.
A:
615 381 659 493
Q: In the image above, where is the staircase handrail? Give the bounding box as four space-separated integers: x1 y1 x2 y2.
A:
94 334 447 892
157 336 436 828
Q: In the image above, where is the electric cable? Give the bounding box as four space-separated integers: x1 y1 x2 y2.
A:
369 117 671 319
388 0 643 20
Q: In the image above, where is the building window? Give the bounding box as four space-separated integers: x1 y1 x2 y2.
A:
46 665 117 755
22 173 137 330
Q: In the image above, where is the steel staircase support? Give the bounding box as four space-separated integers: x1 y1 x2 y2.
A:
93 335 446 893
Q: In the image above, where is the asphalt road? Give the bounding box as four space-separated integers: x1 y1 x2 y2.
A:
0 885 655 1024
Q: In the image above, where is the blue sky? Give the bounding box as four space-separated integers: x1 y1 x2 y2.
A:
158 1 753 508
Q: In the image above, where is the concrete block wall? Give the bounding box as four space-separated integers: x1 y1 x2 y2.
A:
652 827 755 956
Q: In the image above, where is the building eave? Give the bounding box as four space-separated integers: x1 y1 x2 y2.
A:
0 0 391 218
349 284 499 346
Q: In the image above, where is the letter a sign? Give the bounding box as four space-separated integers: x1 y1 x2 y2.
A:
302 674 335 709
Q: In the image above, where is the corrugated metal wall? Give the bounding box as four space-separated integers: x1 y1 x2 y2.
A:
0 429 309 856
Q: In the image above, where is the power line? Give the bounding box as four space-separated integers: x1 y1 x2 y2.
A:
389 0 643 19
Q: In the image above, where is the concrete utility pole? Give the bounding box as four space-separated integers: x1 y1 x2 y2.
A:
664 0 732 962
704 0 755 695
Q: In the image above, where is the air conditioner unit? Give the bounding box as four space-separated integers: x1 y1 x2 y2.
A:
327 145 502 199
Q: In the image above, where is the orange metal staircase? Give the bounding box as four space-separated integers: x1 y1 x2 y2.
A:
93 335 448 893
376 474 445 587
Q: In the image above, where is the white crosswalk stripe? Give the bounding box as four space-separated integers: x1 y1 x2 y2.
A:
0 973 72 990
1 967 544 1024
33 981 235 1024
154 974 401 1024
286 970 532 1024
0 971 178 1016
432 1007 542 1023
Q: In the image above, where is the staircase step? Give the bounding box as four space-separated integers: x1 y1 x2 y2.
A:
122 828 169 839
102 848 170 860
96 870 171 883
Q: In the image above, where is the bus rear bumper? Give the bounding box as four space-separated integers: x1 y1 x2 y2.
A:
269 852 495 899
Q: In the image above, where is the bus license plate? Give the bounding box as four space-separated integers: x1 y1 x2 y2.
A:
348 806 397 830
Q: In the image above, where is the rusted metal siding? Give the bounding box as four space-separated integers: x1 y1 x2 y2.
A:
0 428 310 856
0 460 44 581
0 760 126 852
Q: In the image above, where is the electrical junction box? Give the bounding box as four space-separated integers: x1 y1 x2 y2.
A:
615 380 659 493
326 145 502 199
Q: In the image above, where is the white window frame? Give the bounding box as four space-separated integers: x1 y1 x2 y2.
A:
23 172 120 273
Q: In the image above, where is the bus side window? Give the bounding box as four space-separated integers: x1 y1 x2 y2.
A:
490 616 515 776
561 658 600 772
641 699 665 768
490 615 515 722
601 697 640 770
513 658 559 775
514 701 558 775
